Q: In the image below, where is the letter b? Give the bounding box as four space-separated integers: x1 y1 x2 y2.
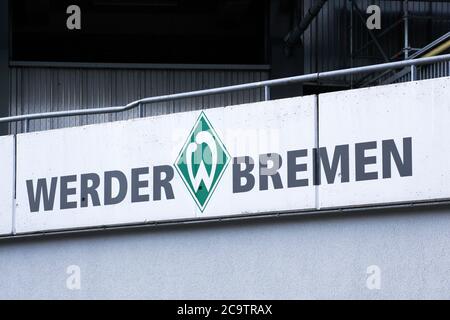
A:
233 157 255 193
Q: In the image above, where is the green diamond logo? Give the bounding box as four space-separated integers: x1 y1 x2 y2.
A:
175 112 230 212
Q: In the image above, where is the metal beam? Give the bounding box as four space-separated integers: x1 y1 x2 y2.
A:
404 0 410 59
352 18 403 58
363 32 450 86
284 0 328 49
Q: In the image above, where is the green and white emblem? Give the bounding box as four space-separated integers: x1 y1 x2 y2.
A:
175 112 230 212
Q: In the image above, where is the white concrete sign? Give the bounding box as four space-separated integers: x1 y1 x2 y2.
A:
0 136 14 235
15 96 317 233
318 77 450 208
10 77 450 234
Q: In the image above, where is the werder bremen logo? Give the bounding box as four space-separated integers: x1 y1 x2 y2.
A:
175 112 230 212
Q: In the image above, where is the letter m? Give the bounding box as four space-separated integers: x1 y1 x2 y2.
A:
315 145 350 185
26 178 58 212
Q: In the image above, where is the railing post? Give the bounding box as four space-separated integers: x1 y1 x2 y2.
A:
403 0 410 59
138 103 144 118
411 65 417 81
264 86 271 101
24 119 29 133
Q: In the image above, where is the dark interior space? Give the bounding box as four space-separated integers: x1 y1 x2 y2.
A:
11 0 269 64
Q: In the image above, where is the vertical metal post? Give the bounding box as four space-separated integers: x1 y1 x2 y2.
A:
264 86 270 101
411 65 416 81
138 103 144 118
403 0 409 60
24 119 29 133
350 0 354 88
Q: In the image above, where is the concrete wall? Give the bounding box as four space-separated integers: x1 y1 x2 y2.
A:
0 205 449 300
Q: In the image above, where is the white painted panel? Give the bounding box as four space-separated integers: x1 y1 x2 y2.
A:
15 96 316 233
319 77 450 208
0 136 14 235
204 96 317 218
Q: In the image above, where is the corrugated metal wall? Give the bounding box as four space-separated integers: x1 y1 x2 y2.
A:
302 0 450 83
8 1 450 133
9 67 268 133
302 0 350 76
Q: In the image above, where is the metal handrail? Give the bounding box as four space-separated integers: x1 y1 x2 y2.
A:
362 32 450 87
1 54 450 127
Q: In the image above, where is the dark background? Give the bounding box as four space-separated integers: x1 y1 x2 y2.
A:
11 0 269 64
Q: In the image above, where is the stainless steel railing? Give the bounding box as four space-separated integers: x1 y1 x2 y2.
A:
1 54 450 133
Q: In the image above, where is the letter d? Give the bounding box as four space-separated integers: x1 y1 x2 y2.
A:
104 171 128 205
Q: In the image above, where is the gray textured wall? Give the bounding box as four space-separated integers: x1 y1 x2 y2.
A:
0 205 449 300
9 67 268 134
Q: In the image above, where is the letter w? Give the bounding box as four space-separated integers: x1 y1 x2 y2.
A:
26 178 58 212
186 131 217 192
